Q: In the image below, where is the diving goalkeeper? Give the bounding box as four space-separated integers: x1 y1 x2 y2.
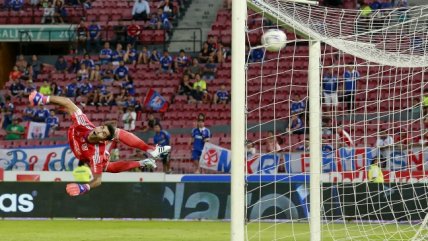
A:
29 91 171 196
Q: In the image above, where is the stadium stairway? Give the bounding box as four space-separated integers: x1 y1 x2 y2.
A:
167 0 224 52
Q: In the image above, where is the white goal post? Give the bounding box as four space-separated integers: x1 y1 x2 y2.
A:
231 0 428 241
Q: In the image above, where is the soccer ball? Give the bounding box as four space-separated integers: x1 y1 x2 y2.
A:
261 29 287 52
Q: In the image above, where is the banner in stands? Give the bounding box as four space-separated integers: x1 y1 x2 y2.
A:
199 143 279 174
143 88 168 112
0 182 427 220
0 145 77 171
0 25 76 42
1 144 427 173
285 147 428 173
26 122 48 139
200 144 428 174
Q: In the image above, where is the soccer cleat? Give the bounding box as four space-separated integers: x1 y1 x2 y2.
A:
139 158 157 169
29 91 47 106
149 145 171 159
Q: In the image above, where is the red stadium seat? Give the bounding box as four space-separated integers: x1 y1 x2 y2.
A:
9 16 20 24
154 30 165 43
98 12 110 22
21 16 33 24
111 14 121 21
140 30 153 44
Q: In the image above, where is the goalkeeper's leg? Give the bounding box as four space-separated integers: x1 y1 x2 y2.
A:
116 128 171 158
105 159 157 173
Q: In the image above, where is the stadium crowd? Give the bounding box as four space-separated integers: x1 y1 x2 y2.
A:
1 0 424 175
0 1 231 172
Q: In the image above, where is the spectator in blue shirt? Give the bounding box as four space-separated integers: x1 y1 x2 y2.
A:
66 80 79 98
1 96 14 130
148 12 161 30
213 84 229 104
125 96 139 110
249 48 264 62
9 78 25 97
290 96 306 115
322 144 333 153
101 63 115 83
370 0 382 10
111 43 125 65
122 78 135 95
81 54 95 69
342 65 360 110
87 20 101 52
153 123 171 173
124 43 139 65
159 50 173 73
191 118 211 173
99 42 113 65
174 49 191 72
23 105 34 121
380 0 393 9
158 8 172 31
46 110 59 135
33 106 49 123
114 61 129 81
202 56 217 81
10 0 23 11
98 83 114 106
79 79 93 96
322 68 338 107
54 55 68 73
149 49 161 64
286 115 305 134
24 82 36 95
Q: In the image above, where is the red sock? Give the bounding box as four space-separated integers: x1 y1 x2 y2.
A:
106 161 141 173
116 129 154 152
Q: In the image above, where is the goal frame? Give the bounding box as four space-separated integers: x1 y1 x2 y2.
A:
231 0 321 241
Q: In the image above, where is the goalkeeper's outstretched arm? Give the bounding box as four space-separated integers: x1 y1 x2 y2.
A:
29 91 80 115
66 172 102 196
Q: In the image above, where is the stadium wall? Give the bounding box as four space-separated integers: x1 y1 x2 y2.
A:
2 144 428 175
0 182 427 220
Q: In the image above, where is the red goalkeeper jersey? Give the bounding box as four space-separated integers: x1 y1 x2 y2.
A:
68 109 110 174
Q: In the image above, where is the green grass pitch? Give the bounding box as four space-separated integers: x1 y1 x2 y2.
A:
0 220 418 241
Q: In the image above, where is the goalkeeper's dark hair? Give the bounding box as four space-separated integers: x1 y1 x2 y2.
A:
105 124 116 140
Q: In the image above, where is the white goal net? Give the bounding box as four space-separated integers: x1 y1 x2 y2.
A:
243 1 428 240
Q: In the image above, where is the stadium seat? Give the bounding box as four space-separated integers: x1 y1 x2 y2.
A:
26 139 40 147
154 30 165 43
21 16 33 24
140 30 153 44
111 14 121 21
105 113 119 120
98 11 110 22
9 16 20 24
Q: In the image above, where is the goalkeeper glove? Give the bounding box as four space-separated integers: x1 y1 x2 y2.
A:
66 183 90 196
29 91 49 106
